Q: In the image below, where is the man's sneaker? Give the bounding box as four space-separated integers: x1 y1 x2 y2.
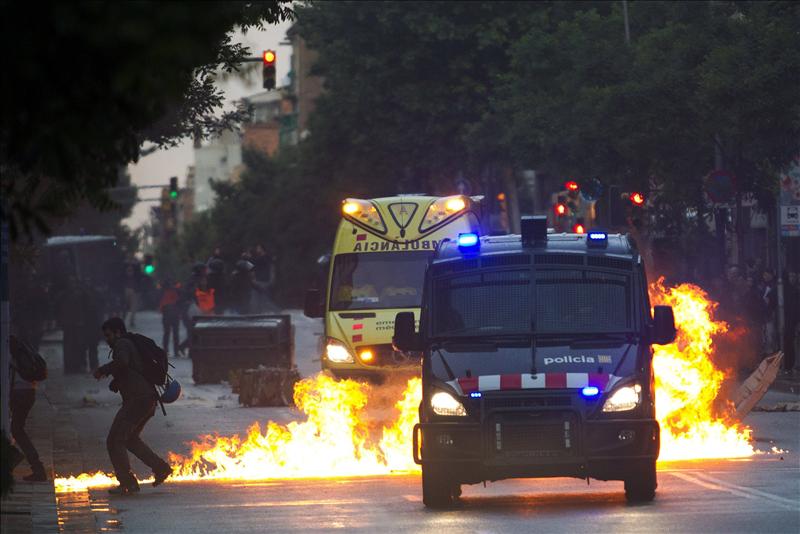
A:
23 470 48 482
152 465 172 487
108 482 140 496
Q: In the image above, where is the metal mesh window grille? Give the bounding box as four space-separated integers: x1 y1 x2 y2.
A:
435 270 530 334
535 270 630 331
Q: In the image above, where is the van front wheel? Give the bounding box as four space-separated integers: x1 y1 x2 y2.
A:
624 460 657 503
421 464 460 508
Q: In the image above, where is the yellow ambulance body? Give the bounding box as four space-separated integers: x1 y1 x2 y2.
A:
321 195 481 380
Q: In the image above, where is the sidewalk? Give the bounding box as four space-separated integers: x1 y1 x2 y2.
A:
772 372 800 395
0 342 60 533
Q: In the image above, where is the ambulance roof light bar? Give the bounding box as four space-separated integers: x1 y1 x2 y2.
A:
521 216 548 246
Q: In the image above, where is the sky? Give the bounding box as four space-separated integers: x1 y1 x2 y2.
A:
125 21 294 228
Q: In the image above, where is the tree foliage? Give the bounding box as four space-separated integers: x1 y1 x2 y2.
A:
296 1 537 193
194 1 799 302
1 1 293 239
499 1 800 210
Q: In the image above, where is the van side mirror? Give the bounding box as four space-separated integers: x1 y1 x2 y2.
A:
393 312 421 352
303 289 324 318
651 305 676 345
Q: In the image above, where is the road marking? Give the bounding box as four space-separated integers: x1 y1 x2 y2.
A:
690 472 799 507
669 472 797 511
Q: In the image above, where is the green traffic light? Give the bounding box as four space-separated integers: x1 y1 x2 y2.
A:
144 264 155 275
170 191 178 199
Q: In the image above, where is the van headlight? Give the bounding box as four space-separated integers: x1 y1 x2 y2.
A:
431 391 467 416
602 384 642 412
326 338 355 363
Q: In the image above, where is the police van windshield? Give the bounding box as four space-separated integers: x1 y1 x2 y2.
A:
330 252 432 310
433 268 633 336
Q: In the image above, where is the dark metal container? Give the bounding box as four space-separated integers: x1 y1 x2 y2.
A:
190 314 294 385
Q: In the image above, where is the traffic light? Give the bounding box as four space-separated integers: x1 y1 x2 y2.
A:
169 176 178 200
572 221 586 234
143 255 155 276
629 191 645 206
565 180 579 192
554 202 567 216
262 50 276 90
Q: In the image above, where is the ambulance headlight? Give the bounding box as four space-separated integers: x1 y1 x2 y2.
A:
602 384 642 412
325 338 355 363
430 391 467 417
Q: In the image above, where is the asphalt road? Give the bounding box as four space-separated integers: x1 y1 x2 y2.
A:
48 310 800 533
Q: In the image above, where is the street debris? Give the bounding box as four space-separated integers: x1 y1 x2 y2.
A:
733 352 783 418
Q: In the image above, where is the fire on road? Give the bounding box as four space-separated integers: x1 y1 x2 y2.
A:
55 280 774 493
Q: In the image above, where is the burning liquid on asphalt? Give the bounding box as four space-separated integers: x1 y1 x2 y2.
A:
55 279 760 493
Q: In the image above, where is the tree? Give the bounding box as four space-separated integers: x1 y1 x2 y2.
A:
1 1 293 240
498 1 800 221
295 1 540 194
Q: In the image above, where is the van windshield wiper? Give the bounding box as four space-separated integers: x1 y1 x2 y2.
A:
432 346 457 381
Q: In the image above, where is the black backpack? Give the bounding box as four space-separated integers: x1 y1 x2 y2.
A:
124 333 168 387
9 336 47 382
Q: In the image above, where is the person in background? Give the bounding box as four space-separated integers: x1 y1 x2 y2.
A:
122 263 141 328
229 259 257 314
206 258 226 313
82 279 104 372
761 270 778 354
252 244 277 312
194 275 216 315
177 263 207 354
159 278 181 359
783 271 799 374
94 318 172 495
207 246 223 265
8 335 47 482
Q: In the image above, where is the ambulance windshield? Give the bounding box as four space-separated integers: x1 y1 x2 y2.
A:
330 252 431 310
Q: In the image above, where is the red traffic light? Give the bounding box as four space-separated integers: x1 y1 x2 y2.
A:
572 223 585 234
554 203 567 216
629 192 645 206
263 50 276 65
565 180 579 192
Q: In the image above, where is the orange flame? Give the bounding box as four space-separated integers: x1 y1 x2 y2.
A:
55 375 421 492
56 279 763 493
650 278 754 461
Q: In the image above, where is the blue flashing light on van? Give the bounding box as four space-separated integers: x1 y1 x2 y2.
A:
457 232 479 249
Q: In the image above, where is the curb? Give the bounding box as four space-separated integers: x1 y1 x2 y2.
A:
770 379 800 395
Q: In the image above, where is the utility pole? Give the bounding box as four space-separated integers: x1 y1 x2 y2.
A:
1 206 9 437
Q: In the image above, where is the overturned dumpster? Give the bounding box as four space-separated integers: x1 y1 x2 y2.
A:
190 315 295 387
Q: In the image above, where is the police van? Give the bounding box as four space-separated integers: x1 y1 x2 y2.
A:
305 195 482 380
393 216 677 507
